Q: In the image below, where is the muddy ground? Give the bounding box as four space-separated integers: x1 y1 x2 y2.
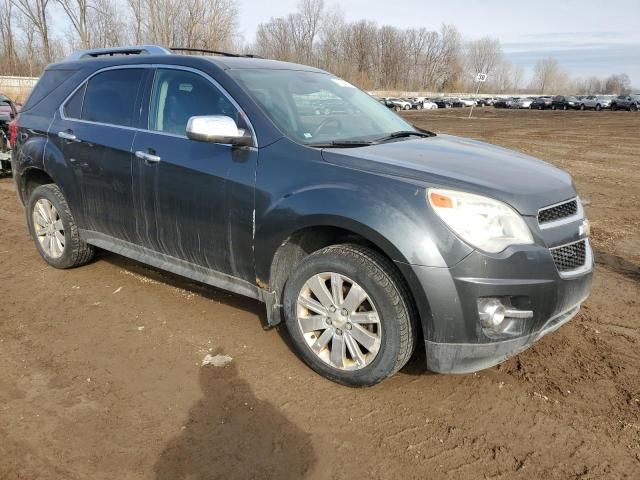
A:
1 109 639 479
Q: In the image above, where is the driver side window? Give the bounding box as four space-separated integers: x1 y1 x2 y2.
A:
149 69 239 136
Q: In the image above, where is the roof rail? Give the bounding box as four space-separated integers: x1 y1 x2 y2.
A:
65 45 172 61
171 47 262 59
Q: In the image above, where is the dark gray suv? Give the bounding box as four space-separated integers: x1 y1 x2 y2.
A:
12 46 593 386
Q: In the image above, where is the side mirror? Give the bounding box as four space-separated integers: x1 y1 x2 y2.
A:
186 115 253 147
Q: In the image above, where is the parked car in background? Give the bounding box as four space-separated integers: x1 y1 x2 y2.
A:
580 95 611 111
422 100 438 110
387 98 412 111
551 96 579 110
530 96 553 110
434 98 453 108
493 97 515 108
515 97 534 109
459 98 476 107
1 94 20 173
448 97 465 108
407 98 425 109
610 94 640 111
474 98 492 107
13 45 593 386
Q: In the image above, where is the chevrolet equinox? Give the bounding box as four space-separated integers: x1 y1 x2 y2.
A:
12 46 593 386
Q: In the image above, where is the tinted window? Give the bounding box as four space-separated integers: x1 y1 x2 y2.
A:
82 69 144 126
23 69 78 112
149 69 238 135
64 84 85 119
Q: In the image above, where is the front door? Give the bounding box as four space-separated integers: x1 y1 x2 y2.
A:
131 67 258 281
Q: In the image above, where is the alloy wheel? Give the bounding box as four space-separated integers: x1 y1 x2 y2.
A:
296 272 382 371
32 198 65 258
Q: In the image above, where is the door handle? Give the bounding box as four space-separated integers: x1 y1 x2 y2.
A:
58 131 79 142
135 150 161 163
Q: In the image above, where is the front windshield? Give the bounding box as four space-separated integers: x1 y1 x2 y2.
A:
228 69 414 145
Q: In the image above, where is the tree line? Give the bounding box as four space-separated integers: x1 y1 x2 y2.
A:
0 0 633 95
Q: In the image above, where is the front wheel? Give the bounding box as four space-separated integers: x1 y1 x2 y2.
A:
596 104 602 111
27 184 95 269
283 244 417 387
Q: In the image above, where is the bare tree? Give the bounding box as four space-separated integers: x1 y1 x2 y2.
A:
530 57 568 93
512 65 524 92
56 0 90 48
604 73 631 95
9 0 53 62
464 36 502 89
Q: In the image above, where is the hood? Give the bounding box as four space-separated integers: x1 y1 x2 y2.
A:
321 134 575 215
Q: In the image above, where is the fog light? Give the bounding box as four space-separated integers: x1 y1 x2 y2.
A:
478 298 506 328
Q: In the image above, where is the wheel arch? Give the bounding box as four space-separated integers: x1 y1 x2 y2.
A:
18 167 56 205
261 221 432 346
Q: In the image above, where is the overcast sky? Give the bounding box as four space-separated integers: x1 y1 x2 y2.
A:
237 0 640 86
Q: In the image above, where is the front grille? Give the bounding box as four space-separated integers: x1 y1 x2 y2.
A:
538 199 578 224
550 240 586 272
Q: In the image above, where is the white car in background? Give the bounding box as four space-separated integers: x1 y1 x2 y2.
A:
516 97 534 109
423 100 438 110
459 98 476 107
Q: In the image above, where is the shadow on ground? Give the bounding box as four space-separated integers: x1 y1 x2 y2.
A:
154 360 316 480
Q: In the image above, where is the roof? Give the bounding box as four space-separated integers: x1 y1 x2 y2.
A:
54 45 327 74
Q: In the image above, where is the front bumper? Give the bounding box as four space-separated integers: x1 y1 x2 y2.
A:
398 240 593 373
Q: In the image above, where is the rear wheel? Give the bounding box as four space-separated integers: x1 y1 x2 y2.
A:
563 104 568 110
27 184 94 269
283 244 416 387
596 104 602 111
580 104 585 110
551 105 556 110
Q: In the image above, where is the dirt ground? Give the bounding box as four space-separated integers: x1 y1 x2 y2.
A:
1 109 639 479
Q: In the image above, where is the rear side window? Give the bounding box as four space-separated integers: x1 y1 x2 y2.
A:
64 84 85 119
82 69 144 126
148 69 238 135
23 69 78 112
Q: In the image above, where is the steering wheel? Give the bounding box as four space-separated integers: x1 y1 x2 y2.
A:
312 117 342 138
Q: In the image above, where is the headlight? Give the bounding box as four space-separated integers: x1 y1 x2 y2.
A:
427 188 533 253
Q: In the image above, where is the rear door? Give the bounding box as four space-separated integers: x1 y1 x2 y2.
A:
51 67 146 242
131 67 258 280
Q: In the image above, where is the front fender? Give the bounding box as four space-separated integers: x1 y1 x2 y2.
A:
254 175 473 283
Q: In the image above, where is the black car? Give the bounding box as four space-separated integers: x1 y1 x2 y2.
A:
434 98 453 108
551 96 579 110
13 45 593 387
530 96 553 110
493 97 515 108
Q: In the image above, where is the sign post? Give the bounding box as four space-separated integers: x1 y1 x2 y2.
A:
468 72 487 119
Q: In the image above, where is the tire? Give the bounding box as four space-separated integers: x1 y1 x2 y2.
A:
282 244 417 387
563 104 568 110
404 105 410 110
611 104 617 111
27 184 95 269
580 104 585 110
631 104 638 112
551 105 556 110
596 104 601 111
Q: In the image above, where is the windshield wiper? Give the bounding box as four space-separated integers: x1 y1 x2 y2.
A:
307 140 374 148
375 130 435 143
